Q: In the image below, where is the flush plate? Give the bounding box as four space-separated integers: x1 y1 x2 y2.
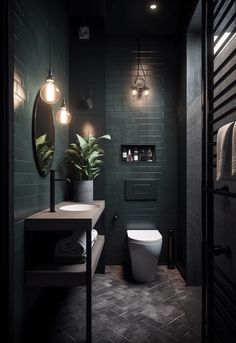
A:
125 179 158 200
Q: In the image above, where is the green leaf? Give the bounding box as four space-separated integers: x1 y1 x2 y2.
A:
36 133 47 146
76 134 88 150
35 133 54 175
93 173 100 179
91 160 103 167
88 135 96 144
74 164 82 171
97 134 111 141
41 150 53 161
64 132 111 180
88 152 104 164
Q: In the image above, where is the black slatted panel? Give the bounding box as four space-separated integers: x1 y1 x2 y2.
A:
209 263 236 342
204 0 236 342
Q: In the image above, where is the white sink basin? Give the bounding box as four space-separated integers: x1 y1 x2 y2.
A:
59 204 99 212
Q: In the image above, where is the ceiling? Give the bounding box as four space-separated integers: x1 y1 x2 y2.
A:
68 0 199 36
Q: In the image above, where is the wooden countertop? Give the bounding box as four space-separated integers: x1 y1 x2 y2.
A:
25 200 105 231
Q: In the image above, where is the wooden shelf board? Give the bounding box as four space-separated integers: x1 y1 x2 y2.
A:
25 235 105 287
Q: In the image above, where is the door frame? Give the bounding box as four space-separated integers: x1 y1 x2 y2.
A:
1 0 14 341
202 0 214 341
201 0 207 340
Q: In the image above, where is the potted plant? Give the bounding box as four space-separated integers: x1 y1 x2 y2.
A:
64 133 111 202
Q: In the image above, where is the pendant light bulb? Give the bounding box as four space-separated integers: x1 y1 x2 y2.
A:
144 87 149 97
56 99 71 125
132 87 138 96
40 69 61 104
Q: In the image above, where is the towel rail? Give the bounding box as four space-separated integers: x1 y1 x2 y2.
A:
210 130 218 136
205 186 236 198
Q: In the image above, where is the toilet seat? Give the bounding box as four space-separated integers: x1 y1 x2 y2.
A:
127 230 162 243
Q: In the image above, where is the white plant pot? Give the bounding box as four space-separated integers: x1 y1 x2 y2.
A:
73 180 94 203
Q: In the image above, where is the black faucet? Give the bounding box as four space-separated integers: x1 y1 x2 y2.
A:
50 170 71 212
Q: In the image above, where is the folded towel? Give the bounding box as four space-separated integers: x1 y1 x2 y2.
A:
232 122 236 178
54 256 85 265
216 122 234 181
54 229 98 258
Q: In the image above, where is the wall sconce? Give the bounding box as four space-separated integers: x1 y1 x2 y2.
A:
131 41 149 97
40 0 61 104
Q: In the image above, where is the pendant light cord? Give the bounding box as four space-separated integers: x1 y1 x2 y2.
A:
139 41 146 79
63 9 66 103
49 0 52 71
136 37 146 82
137 38 141 77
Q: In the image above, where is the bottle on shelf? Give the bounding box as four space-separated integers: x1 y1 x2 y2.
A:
147 147 153 161
122 146 127 161
141 148 146 161
127 149 133 162
133 147 139 161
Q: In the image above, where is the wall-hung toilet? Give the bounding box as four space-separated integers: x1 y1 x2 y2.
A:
127 230 162 282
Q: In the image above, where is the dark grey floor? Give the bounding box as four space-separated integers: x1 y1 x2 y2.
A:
24 266 201 343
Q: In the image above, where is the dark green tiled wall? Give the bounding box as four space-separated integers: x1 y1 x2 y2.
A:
13 0 68 340
105 38 178 264
69 29 178 264
69 18 106 199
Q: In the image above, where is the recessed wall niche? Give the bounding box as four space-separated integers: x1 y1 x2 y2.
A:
121 145 156 162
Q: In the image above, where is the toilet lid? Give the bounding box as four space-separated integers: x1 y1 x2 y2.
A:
127 230 162 243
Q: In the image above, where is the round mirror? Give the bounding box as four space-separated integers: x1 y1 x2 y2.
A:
32 91 55 176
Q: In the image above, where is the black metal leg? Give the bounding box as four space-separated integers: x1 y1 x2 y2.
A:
86 230 92 343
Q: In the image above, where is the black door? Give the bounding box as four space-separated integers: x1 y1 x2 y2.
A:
202 0 236 342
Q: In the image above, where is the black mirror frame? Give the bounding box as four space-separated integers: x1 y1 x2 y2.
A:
32 91 55 177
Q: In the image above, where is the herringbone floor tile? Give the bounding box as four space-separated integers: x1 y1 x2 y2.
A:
23 266 201 343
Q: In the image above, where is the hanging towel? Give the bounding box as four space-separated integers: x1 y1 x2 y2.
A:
232 122 236 178
54 229 98 258
216 122 234 181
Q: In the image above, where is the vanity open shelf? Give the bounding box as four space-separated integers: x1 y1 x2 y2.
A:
25 235 105 287
24 200 105 343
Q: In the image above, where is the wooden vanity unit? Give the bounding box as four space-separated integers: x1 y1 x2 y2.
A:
25 200 105 343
